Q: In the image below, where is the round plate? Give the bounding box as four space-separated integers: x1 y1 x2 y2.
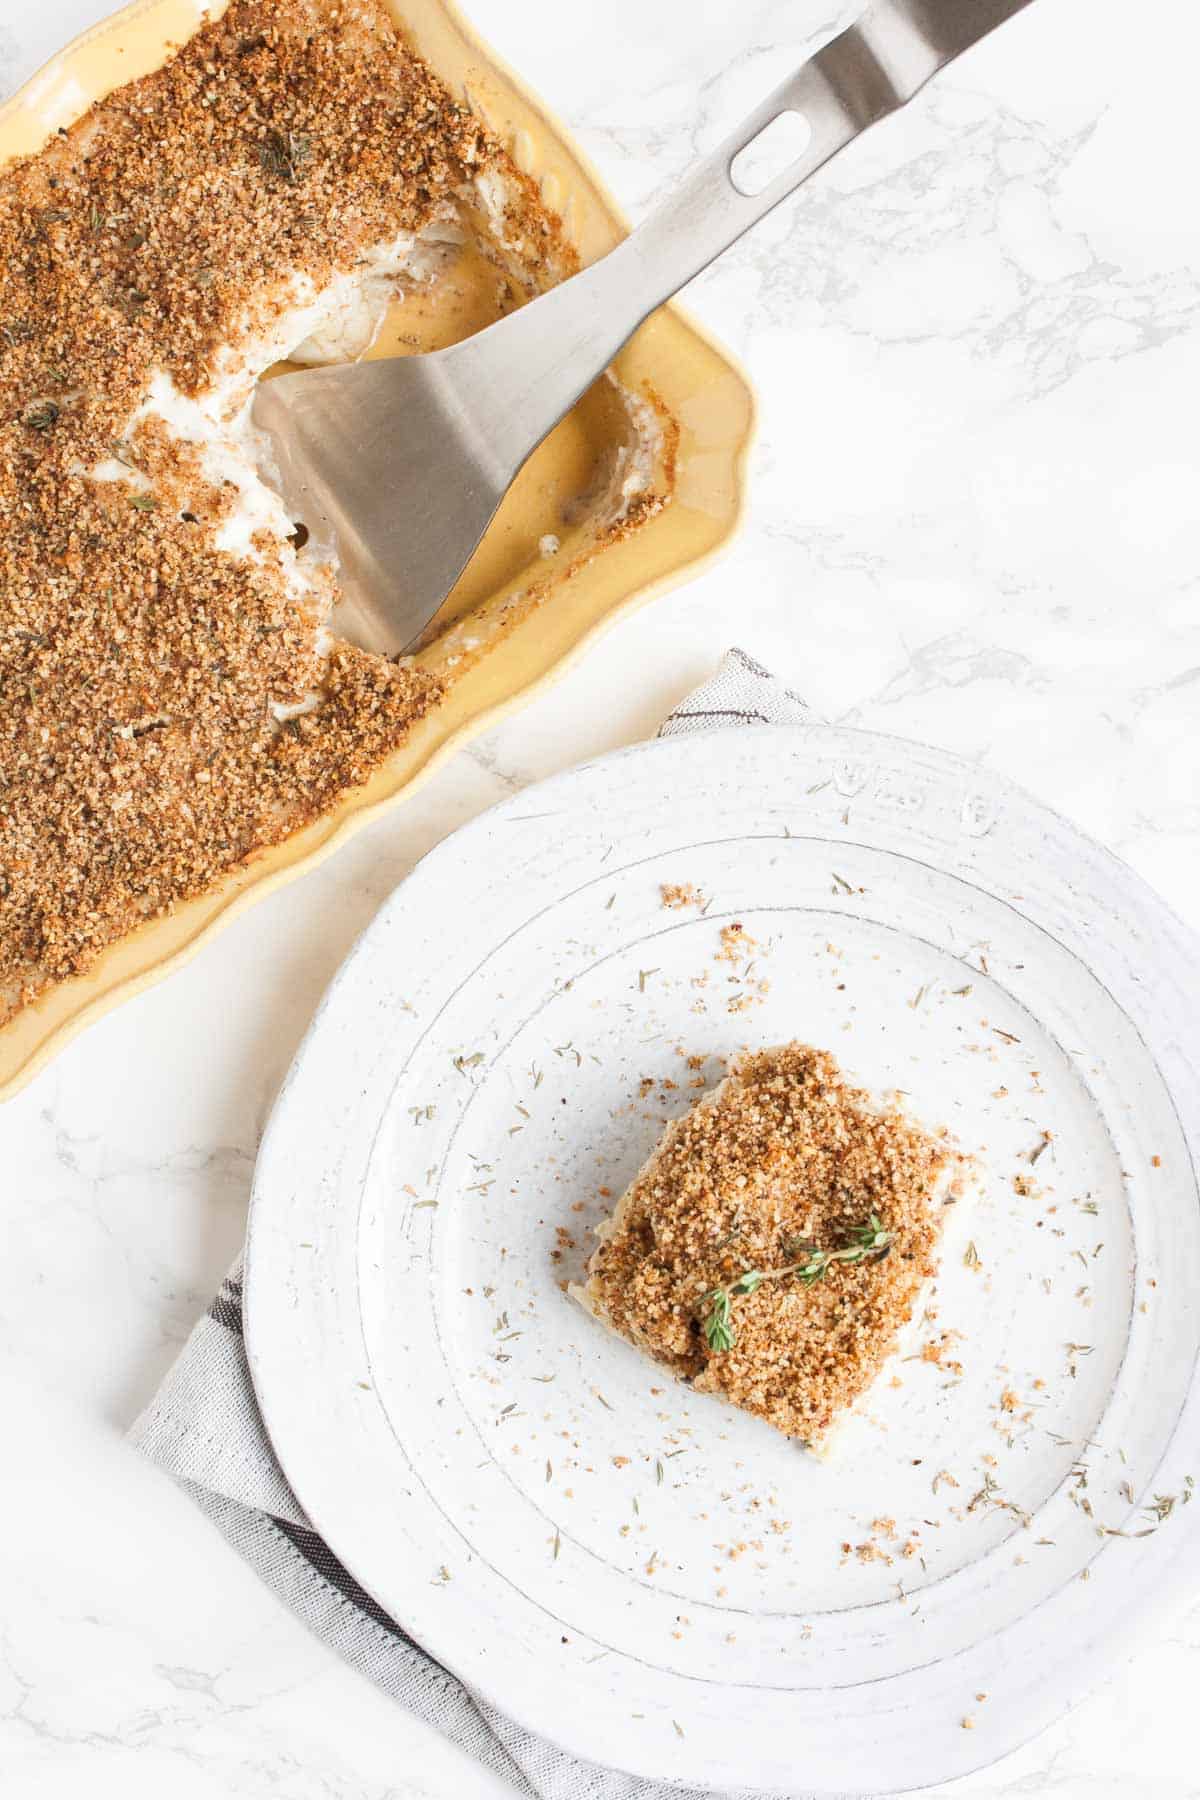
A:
245 726 1200 1796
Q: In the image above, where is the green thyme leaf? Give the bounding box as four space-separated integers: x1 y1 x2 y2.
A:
702 1287 733 1353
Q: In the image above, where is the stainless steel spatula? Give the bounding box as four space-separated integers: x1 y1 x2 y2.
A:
251 0 1034 653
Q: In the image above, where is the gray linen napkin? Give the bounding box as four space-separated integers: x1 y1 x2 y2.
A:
131 649 822 1800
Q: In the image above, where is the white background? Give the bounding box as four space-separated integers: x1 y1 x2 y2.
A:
3 1 1200 1796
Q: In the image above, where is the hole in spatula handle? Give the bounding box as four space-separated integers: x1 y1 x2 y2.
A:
729 109 812 196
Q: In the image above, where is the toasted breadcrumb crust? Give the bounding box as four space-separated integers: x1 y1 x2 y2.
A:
575 1042 959 1445
0 0 616 1023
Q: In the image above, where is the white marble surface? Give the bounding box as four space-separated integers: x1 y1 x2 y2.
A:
2 1 1199 1795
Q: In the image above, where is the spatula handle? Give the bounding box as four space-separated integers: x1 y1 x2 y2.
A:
446 0 1033 484
608 0 1034 318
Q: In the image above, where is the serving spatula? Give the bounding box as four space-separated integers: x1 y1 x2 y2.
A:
251 0 1035 653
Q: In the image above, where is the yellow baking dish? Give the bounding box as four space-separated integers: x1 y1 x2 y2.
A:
0 0 755 1099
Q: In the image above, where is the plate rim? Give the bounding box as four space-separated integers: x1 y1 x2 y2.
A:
245 722 1200 1794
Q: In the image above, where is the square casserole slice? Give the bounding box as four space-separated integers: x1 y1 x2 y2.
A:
572 1042 966 1450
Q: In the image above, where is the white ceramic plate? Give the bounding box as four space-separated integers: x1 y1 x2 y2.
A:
245 726 1200 1796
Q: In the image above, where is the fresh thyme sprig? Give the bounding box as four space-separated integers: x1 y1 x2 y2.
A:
700 1215 891 1353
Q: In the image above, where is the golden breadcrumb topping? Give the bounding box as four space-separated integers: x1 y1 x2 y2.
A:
578 1042 959 1444
0 0 583 1022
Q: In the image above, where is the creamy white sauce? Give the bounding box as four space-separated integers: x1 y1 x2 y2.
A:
602 384 662 524
89 176 661 689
